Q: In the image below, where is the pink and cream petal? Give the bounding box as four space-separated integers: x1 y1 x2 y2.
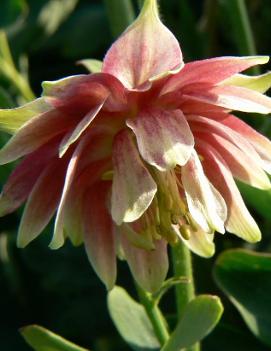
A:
127 108 194 171
161 56 269 95
221 71 271 93
196 132 271 190
198 142 261 243
181 150 227 234
121 234 168 292
17 160 65 248
0 98 51 134
0 109 77 164
220 114 271 174
102 0 182 89
111 129 157 225
83 182 116 290
185 85 271 114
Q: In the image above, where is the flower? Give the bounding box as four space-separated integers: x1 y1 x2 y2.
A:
0 0 271 292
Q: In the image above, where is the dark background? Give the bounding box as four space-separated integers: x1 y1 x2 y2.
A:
0 0 271 350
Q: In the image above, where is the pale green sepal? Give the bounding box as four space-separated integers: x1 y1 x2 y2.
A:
77 59 103 73
42 75 85 96
223 71 271 93
20 324 89 351
0 98 51 134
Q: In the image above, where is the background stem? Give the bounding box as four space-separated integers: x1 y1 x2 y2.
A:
172 241 199 351
136 284 169 346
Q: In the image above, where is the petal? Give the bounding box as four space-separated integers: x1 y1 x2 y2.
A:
222 71 271 93
181 150 227 234
59 99 106 157
77 59 103 73
198 142 261 243
0 109 77 164
177 229 215 258
17 160 66 248
161 56 269 95
127 108 194 171
0 98 51 134
121 234 168 293
186 85 271 114
102 0 182 89
111 129 157 225
219 114 271 174
83 182 116 290
195 131 271 190
49 134 91 249
0 141 58 216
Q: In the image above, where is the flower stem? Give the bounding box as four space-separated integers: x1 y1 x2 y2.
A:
172 241 200 351
103 0 135 38
136 284 169 346
221 0 259 74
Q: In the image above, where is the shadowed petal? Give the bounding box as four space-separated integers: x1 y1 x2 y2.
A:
198 142 261 243
182 150 227 234
0 98 51 134
111 129 157 225
161 56 269 95
102 0 182 89
121 233 168 292
127 108 194 171
83 182 116 290
0 141 58 216
17 160 66 248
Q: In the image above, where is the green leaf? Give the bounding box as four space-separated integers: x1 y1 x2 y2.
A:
77 59 103 73
0 0 27 29
20 324 90 351
162 295 223 351
214 249 271 347
107 286 160 351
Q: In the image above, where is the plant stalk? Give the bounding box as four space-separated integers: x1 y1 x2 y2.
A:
137 284 169 346
172 241 199 351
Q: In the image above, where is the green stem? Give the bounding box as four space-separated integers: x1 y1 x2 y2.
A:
222 0 259 74
137 284 169 346
172 241 199 351
103 0 135 38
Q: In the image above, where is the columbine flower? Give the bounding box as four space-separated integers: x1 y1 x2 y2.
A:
0 0 271 291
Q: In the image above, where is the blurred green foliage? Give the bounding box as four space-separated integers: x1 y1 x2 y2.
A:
0 0 271 350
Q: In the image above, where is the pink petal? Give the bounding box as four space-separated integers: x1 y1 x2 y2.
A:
0 109 77 164
121 233 168 292
83 182 116 290
196 131 270 189
59 99 106 157
127 108 194 171
181 150 227 234
102 0 182 89
198 141 261 243
161 56 269 95
111 129 157 225
17 160 66 248
185 85 271 114
0 140 58 216
219 114 271 174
